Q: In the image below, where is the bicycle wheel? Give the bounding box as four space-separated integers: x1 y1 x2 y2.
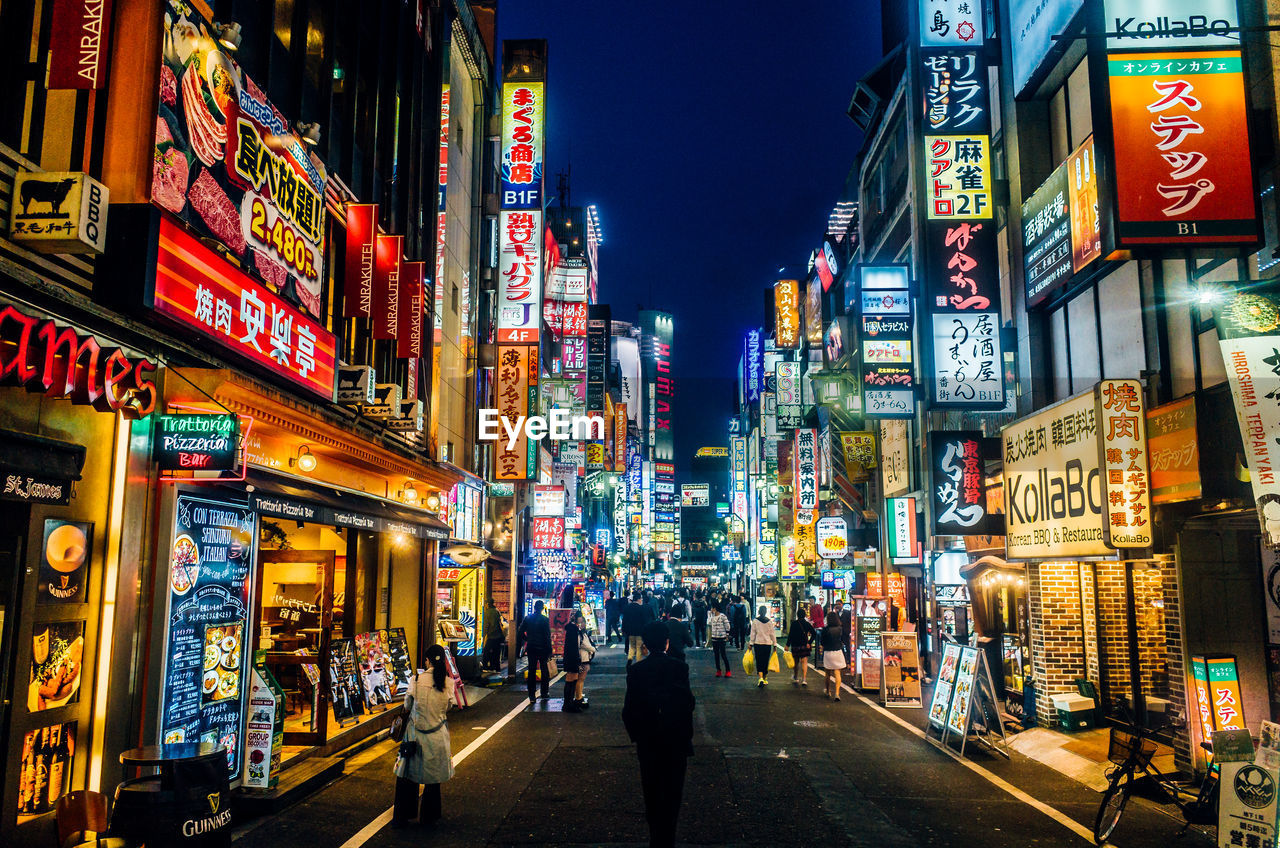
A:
1095 770 1132 844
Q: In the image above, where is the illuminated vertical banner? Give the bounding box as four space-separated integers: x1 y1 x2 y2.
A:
1095 379 1152 549
497 210 543 343
731 436 748 527
928 430 988 535
498 42 546 347
774 280 801 349
434 85 450 337
344 204 377 318
743 328 763 403
794 429 818 511
397 261 425 359
500 79 545 210
613 404 627 472
858 265 915 417
775 361 804 428
493 345 536 480
373 234 403 340
642 311 675 461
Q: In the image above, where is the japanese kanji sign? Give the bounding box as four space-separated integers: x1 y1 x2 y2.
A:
859 265 916 417
1068 136 1103 274
1001 389 1110 559
1214 287 1280 546
530 516 565 550
924 220 998 312
931 311 1002 406
794 428 818 512
1022 164 1071 305
1108 51 1258 246
775 279 802 348
925 135 992 219
919 0 983 46
775 361 804 429
922 51 989 134
497 209 543 343
492 345 536 480
839 431 877 480
1095 379 1152 549
744 328 763 402
929 430 989 535
152 216 337 400
887 497 920 561
500 80 544 209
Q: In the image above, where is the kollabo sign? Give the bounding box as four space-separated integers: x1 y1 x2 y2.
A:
1103 0 1240 50
1002 390 1108 558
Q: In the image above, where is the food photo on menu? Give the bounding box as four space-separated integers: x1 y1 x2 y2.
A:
29 621 85 711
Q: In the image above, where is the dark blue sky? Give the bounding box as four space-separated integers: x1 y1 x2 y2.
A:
498 3 882 467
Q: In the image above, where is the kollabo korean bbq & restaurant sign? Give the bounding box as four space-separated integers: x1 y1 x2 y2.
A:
1001 383 1151 559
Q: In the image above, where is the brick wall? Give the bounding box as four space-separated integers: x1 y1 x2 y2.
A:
1028 560 1087 726
1161 557 1191 772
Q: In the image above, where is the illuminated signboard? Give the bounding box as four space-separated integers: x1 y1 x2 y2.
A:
434 86 450 333
1103 0 1239 51
151 217 337 400
887 497 920 561
859 266 915 418
794 429 818 512
774 280 801 349
695 446 729 458
645 311 675 462
929 430 988 535
925 135 992 220
930 312 1003 407
500 80 545 209
530 516 565 550
1095 379 1152 548
1108 51 1257 246
775 361 804 429
492 345 537 480
681 484 710 508
497 210 543 343
153 414 240 471
344 204 376 318
1011 0 1085 95
919 0 983 46
1190 655 1245 737
816 516 848 559
153 0 327 316
922 51 989 134
1023 135 1105 307
532 485 566 517
744 328 763 402
1068 137 1103 274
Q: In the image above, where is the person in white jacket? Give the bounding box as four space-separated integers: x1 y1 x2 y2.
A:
748 606 778 688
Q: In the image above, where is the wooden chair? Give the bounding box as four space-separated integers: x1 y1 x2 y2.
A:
55 790 127 848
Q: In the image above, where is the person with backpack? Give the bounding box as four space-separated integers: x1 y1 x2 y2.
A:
622 621 696 848
518 600 553 703
732 596 750 651
707 602 732 677
664 603 695 662
821 611 848 701
622 591 655 666
786 603 818 686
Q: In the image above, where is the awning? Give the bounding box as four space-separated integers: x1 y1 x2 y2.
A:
959 555 1024 582
0 431 86 506
244 468 452 540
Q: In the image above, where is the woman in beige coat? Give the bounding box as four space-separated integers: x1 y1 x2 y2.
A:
392 644 455 827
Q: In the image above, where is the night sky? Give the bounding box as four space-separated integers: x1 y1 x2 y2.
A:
498 3 882 470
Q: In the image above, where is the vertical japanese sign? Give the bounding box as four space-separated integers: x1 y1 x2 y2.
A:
1068 137 1103 273
493 345 535 480
930 312 1002 406
775 361 804 428
887 497 920 560
840 431 877 479
794 429 818 512
925 220 997 312
434 85 450 336
500 79 545 209
613 404 627 473
1107 51 1257 246
1214 287 1280 546
929 430 988 535
744 328 763 402
373 234 402 340
1023 135 1105 307
530 517 565 550
646 311 675 461
775 280 801 349
344 204 376 318
925 135 992 220
919 0 982 46
859 265 916 417
731 436 748 528
586 308 609 418
922 52 989 134
497 210 543 343
1147 396 1201 504
1095 379 1151 548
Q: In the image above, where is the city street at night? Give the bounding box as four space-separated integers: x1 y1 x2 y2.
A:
231 646 1214 848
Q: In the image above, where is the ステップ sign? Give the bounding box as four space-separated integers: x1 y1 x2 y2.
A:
152 216 337 400
1107 51 1257 246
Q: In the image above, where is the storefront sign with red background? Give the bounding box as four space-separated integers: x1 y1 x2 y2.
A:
397 261 424 359
344 204 376 318
530 516 565 550
49 0 113 89
151 216 337 400
1108 51 1257 245
373 234 402 340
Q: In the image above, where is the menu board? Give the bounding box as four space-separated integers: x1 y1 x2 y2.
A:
855 615 883 690
929 642 963 729
160 495 255 778
386 628 414 698
946 646 981 738
328 638 364 722
354 631 394 708
881 632 923 707
28 620 85 711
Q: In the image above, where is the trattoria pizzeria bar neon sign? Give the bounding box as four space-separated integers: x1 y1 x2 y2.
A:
0 304 158 417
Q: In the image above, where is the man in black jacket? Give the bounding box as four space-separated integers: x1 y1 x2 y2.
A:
664 604 695 662
518 600 553 703
622 621 695 848
622 591 655 666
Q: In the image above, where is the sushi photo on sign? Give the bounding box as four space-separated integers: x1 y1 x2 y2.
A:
152 0 327 318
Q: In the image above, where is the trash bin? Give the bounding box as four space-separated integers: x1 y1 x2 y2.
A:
1052 692 1096 731
110 743 231 847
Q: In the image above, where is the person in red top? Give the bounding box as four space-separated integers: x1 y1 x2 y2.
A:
808 598 826 662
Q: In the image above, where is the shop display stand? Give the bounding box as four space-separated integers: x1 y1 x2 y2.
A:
926 643 1009 760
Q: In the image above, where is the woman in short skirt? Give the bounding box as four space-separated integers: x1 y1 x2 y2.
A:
786 604 817 686
820 611 848 700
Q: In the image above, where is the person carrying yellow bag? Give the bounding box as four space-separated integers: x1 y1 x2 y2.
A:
748 605 778 687
741 646 755 675
785 604 817 687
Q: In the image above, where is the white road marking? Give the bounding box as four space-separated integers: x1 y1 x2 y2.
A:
338 673 565 848
840 679 1109 846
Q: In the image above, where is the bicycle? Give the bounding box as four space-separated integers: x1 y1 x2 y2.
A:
1093 703 1218 845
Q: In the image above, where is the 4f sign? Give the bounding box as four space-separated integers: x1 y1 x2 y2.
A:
888 497 919 560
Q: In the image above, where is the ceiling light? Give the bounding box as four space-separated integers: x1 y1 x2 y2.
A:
214 21 242 51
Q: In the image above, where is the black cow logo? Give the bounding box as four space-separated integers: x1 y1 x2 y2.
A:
19 178 76 217
1234 765 1276 809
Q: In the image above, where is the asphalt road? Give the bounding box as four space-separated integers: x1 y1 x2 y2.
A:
232 644 1217 847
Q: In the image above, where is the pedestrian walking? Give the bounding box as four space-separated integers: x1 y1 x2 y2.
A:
622 621 696 848
692 593 707 646
562 610 586 712
574 612 596 707
749 605 778 687
623 591 655 666
821 611 848 700
392 644 454 828
809 596 826 664
707 602 732 677
732 596 749 650
604 591 619 646
839 603 853 666
481 597 505 672
786 604 817 686
518 599 553 703
665 604 694 662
